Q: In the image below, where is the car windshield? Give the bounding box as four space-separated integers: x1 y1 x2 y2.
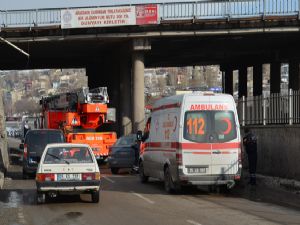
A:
183 110 237 143
26 131 64 154
44 146 93 164
115 135 136 146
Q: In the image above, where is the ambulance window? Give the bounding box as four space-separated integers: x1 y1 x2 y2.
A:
184 111 210 143
214 111 237 142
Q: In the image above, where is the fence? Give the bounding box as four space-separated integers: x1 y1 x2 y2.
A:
0 0 299 28
237 89 300 126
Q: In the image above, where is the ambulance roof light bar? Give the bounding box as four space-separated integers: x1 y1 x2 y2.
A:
192 91 215 96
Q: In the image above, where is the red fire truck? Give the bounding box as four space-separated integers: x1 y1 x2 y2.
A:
40 87 117 162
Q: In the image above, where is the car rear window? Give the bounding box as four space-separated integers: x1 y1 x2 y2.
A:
44 146 93 164
115 135 136 146
184 110 237 143
25 131 64 154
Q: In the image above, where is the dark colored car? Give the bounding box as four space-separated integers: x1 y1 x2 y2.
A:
107 134 138 174
20 129 65 178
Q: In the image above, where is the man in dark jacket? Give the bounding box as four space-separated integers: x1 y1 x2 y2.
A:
243 128 257 185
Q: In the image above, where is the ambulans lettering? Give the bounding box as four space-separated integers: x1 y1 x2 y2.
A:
189 104 228 111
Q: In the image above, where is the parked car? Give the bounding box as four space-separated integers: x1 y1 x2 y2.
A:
107 134 138 174
36 143 100 204
6 122 22 138
20 129 65 178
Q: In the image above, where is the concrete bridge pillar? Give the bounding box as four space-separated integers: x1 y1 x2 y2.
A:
132 38 151 133
120 50 132 136
253 64 263 96
224 67 233 95
289 60 300 91
132 51 145 133
270 62 281 93
238 66 248 98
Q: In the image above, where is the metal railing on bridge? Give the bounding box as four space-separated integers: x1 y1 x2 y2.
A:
237 89 300 126
0 0 299 28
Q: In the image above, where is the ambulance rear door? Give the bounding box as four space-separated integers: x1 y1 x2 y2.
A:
210 97 239 176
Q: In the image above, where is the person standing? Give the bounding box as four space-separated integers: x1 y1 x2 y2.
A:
23 120 30 138
243 128 258 185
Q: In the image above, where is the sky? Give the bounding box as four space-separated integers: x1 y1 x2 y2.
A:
0 0 192 10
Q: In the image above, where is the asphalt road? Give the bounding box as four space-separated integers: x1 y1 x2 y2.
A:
0 164 299 225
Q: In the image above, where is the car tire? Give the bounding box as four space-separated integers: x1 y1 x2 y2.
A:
164 166 180 194
22 169 28 180
139 161 149 183
110 168 119 174
91 191 100 203
36 192 46 204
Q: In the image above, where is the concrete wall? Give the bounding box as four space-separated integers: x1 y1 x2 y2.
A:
243 125 300 181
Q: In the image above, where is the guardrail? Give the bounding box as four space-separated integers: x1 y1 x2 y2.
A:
237 89 300 126
0 0 299 28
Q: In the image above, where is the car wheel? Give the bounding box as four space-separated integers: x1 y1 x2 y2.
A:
164 167 180 194
110 168 119 174
91 191 100 203
139 161 149 183
37 192 46 204
22 169 28 180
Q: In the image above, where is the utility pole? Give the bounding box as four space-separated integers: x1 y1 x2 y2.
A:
0 37 30 58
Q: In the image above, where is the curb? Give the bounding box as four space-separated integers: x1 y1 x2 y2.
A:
257 174 300 192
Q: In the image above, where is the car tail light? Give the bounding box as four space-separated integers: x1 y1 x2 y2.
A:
23 144 28 159
234 175 241 180
82 173 95 181
108 147 112 156
238 148 242 164
95 172 100 180
82 172 100 181
36 173 55 182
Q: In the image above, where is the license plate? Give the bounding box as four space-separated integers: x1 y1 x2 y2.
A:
57 173 81 181
187 167 207 174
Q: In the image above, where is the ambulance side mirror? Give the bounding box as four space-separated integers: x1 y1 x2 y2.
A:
136 130 143 142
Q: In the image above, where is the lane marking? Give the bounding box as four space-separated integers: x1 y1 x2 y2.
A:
131 191 155 204
18 207 26 224
187 220 202 225
102 176 115 183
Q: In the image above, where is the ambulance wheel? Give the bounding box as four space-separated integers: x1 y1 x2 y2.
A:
139 161 149 183
164 167 179 194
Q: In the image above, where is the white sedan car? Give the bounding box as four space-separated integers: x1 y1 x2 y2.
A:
36 143 101 204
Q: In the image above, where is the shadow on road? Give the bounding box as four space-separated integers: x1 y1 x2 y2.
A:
2 164 300 210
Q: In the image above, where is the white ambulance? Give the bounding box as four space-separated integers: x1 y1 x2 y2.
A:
138 92 242 193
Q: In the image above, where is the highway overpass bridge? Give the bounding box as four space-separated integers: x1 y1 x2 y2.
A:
1 0 300 135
